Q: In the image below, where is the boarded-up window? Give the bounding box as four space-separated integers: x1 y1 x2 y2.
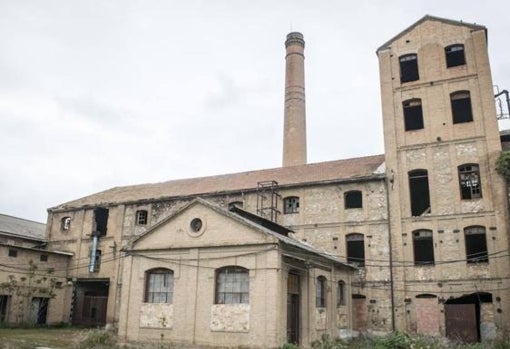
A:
145 268 174 303
316 276 326 308
458 164 482 199
346 233 365 267
399 54 419 83
451 91 473 124
413 230 435 265
94 207 109 236
445 44 465 68
283 196 300 214
345 190 362 209
403 99 424 131
409 169 431 216
464 226 488 263
216 266 249 304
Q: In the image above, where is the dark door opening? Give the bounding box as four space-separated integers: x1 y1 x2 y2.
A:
73 279 109 327
287 272 300 344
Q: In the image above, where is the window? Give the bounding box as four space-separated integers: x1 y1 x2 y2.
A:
61 217 71 231
215 266 249 304
136 210 148 225
8 249 17 258
403 99 424 131
413 230 435 265
458 164 482 199
337 281 345 307
345 190 362 209
94 207 109 236
316 276 326 308
0 295 9 322
445 44 465 68
451 91 473 124
399 54 419 83
465 226 488 263
346 233 365 267
283 196 300 214
409 169 431 216
145 268 174 303
40 254 48 262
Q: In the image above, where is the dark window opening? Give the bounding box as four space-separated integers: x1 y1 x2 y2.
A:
283 196 300 214
451 91 473 124
316 276 326 308
136 210 148 225
40 254 48 262
345 191 362 209
346 233 365 267
8 249 17 258
445 44 466 68
61 217 71 231
145 268 174 303
399 54 419 83
215 266 249 304
337 281 345 307
465 226 488 263
0 295 9 322
94 207 109 236
409 169 431 216
403 99 424 131
413 230 435 265
459 164 482 199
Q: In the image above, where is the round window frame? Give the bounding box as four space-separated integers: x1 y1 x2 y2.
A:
188 217 206 237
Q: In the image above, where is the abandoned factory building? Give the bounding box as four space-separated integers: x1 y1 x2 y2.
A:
3 14 510 347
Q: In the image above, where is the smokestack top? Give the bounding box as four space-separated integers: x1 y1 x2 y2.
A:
285 32 305 48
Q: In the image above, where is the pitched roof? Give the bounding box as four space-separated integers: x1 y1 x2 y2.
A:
0 213 46 241
377 15 487 52
50 154 385 211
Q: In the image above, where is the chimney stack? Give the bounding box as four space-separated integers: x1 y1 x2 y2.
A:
282 32 307 167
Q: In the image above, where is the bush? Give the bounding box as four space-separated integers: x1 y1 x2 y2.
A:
496 150 510 181
79 329 116 349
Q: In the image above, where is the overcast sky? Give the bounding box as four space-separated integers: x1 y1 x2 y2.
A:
1 1 509 223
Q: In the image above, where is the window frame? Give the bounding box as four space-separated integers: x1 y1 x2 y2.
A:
403 98 424 131
316 276 327 308
412 230 435 265
458 164 482 200
61 217 71 231
283 196 300 214
215 266 249 304
445 44 466 68
464 226 488 264
145 268 174 303
344 190 363 209
136 210 148 225
451 91 473 124
346 233 365 267
337 280 345 307
408 169 431 216
399 54 419 83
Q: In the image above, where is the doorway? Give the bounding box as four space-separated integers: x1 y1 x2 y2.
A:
287 272 300 344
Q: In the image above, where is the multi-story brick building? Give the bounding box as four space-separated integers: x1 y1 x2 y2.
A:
19 14 510 346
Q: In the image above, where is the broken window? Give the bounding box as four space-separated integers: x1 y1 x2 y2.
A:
451 91 473 124
445 44 466 68
145 268 174 303
399 54 419 83
316 276 326 308
283 196 300 214
136 210 148 225
409 169 431 216
8 249 17 258
346 233 365 267
215 266 249 304
345 190 362 209
464 226 488 263
61 217 71 231
94 207 109 236
413 230 435 265
403 99 424 131
337 280 345 307
458 164 482 199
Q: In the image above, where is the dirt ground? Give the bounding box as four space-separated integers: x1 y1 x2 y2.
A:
0 328 88 349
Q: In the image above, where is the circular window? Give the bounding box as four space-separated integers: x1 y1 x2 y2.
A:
190 218 203 233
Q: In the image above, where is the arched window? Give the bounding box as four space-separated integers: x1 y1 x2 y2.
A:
413 230 435 265
464 226 488 263
215 266 249 304
403 98 424 131
136 210 148 225
409 169 431 216
337 280 345 307
346 233 365 267
345 190 362 209
445 44 465 67
451 91 473 124
316 276 327 308
458 164 482 199
399 54 419 83
61 217 71 231
145 268 174 303
283 196 300 214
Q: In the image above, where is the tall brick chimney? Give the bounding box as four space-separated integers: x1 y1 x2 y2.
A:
282 32 307 167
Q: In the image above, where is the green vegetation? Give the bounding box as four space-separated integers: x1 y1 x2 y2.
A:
496 150 510 181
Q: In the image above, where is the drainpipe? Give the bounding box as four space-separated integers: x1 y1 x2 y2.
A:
89 231 100 272
385 175 396 332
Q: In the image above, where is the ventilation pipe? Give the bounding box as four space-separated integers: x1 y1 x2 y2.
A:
89 231 100 272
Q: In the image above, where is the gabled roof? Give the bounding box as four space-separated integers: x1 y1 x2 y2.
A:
50 154 385 211
128 198 356 270
377 15 487 52
0 213 46 241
